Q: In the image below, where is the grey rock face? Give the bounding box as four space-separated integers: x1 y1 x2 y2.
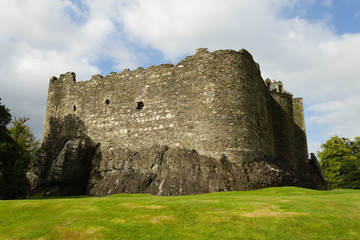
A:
33 138 97 196
48 139 93 183
87 145 300 196
33 141 323 197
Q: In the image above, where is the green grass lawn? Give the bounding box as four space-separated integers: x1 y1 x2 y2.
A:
0 187 359 240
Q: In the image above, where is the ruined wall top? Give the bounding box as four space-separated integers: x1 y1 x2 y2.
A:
264 78 292 95
48 48 256 86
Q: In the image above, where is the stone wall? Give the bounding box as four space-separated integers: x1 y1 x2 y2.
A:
36 48 329 196
292 98 309 169
43 48 278 164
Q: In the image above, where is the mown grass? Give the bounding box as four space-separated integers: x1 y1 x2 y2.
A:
0 187 359 239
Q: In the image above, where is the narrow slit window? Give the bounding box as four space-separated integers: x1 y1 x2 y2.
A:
136 101 144 110
105 99 110 105
73 105 76 112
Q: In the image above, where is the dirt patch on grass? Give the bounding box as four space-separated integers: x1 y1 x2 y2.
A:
85 226 104 234
197 200 219 203
58 231 83 239
66 205 98 213
209 216 231 223
111 218 125 224
206 210 233 223
242 209 303 218
149 216 175 224
119 203 163 209
143 205 163 209
56 226 104 239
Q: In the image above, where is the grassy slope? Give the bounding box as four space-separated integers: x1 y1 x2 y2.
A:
0 187 359 240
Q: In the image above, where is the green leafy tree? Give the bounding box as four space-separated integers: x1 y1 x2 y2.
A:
0 99 40 199
318 136 360 189
0 98 16 199
0 98 11 142
9 117 40 162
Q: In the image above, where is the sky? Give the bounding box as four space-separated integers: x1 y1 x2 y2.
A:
0 0 360 154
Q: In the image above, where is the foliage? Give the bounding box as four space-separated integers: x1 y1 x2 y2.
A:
9 117 40 161
318 135 360 189
0 98 14 199
0 98 12 143
0 100 40 199
0 187 360 239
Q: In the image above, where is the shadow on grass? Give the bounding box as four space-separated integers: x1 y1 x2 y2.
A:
28 193 92 200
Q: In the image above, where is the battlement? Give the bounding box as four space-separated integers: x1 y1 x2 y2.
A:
49 71 76 84
48 48 257 87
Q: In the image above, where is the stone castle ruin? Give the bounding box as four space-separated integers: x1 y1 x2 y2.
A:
32 48 327 196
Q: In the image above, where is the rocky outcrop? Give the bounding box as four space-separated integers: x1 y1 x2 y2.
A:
33 137 97 196
33 140 325 197
86 145 301 196
33 141 303 197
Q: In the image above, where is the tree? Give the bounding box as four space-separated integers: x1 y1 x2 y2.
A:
318 136 360 189
0 98 16 199
0 99 40 199
0 98 11 142
9 117 40 161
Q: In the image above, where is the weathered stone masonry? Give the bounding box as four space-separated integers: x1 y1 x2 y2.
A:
44 48 277 163
36 48 327 196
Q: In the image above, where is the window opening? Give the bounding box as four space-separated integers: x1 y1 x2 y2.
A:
136 101 144 110
73 105 76 112
278 86 282 93
105 99 110 105
266 82 270 90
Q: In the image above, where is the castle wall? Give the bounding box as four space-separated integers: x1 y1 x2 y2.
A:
292 98 306 132
269 92 310 178
43 72 76 141
292 98 310 176
270 92 297 172
43 49 277 164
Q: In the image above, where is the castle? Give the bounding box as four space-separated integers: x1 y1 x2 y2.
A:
36 48 327 196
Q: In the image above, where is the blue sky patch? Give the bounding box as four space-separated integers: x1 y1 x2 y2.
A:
280 0 360 34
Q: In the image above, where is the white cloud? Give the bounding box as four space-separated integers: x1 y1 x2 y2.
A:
322 0 334 7
0 0 131 138
308 141 323 154
0 0 360 146
308 97 360 139
120 0 288 59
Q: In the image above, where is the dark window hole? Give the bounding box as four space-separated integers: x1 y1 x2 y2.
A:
73 105 76 112
136 101 144 110
105 99 110 105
